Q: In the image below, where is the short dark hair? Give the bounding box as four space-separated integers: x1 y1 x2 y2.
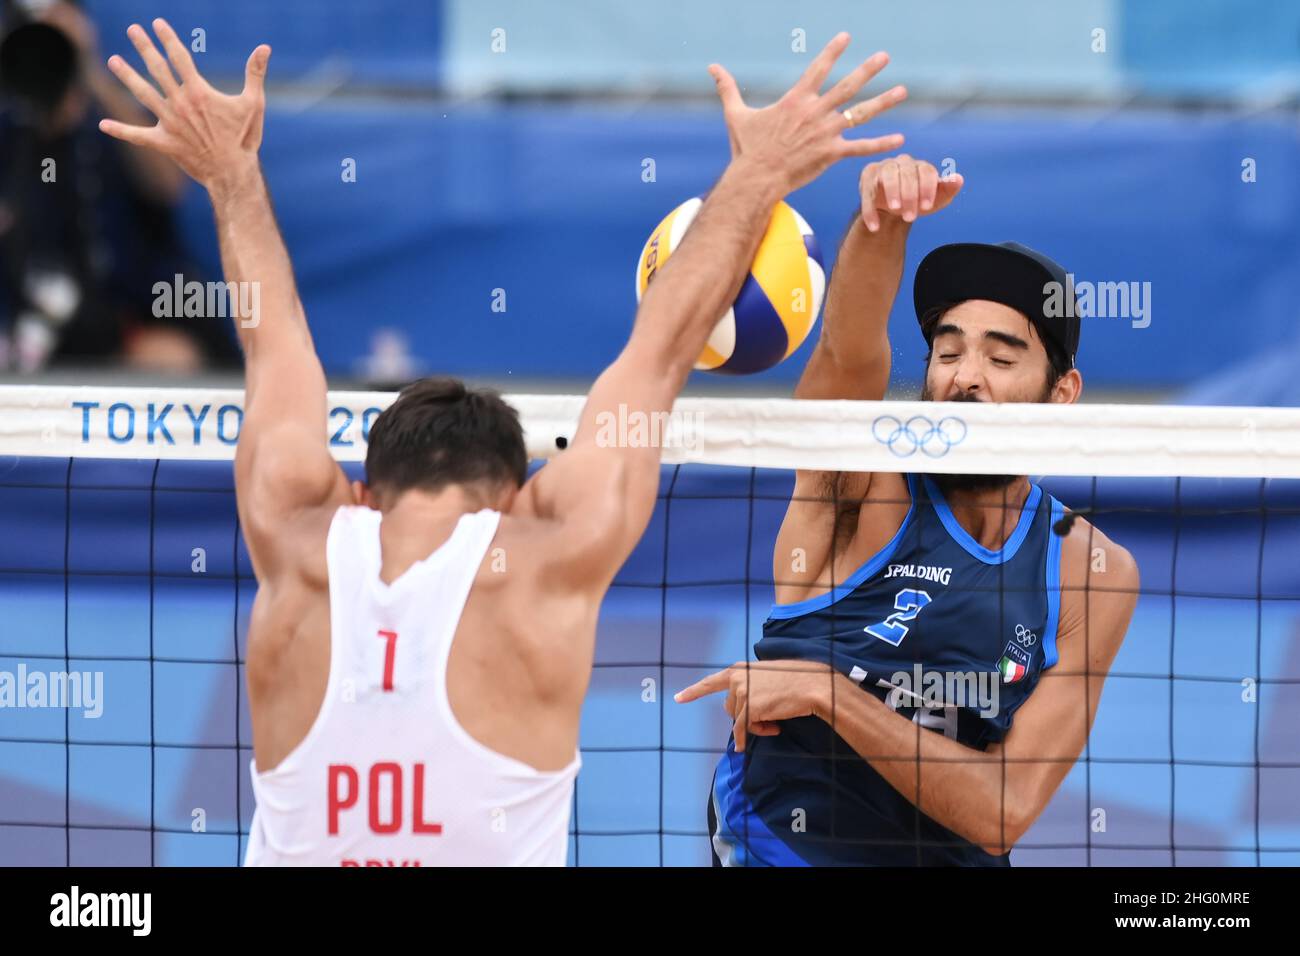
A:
365 377 527 497
920 303 1070 389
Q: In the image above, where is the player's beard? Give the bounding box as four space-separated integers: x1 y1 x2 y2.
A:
919 379 1052 494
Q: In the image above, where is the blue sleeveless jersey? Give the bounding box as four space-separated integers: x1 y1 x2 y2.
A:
710 473 1066 866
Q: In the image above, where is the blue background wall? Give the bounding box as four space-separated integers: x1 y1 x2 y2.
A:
66 0 1300 394
165 102 1296 392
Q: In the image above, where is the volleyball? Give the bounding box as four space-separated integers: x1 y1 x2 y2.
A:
635 197 825 374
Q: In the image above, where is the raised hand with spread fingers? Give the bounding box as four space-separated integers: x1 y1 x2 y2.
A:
99 18 270 195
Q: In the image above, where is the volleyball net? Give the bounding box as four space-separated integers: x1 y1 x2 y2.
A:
0 385 1298 866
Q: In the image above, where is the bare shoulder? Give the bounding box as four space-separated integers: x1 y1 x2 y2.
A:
509 475 633 593
474 512 602 616
241 488 346 702
236 436 349 589
463 512 602 702
244 504 336 661
252 499 339 594
1058 511 1140 595
1055 511 1140 666
467 513 533 591
772 468 910 603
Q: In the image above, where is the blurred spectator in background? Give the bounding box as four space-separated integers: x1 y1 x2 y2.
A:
0 0 238 374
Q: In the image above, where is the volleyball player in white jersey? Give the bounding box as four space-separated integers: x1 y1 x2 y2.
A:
99 21 909 865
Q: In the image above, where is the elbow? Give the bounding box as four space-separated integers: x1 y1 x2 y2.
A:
971 822 1026 860
987 803 1033 856
1004 782 1038 847
969 782 1037 857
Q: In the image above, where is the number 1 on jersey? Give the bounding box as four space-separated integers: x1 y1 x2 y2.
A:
865 589 932 647
377 629 398 692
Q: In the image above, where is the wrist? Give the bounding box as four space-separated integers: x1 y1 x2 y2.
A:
723 155 791 204
856 211 912 242
809 671 845 724
207 160 264 204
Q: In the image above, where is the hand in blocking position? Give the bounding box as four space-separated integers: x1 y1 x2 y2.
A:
712 32 908 196
98 18 270 193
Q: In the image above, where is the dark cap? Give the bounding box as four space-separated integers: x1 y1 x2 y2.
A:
913 241 1079 368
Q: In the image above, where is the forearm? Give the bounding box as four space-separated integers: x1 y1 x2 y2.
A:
207 165 311 362
817 213 909 368
813 675 1022 853
630 158 786 388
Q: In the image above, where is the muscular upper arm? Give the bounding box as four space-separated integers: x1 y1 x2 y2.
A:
773 249 894 599
775 330 888 601
991 524 1140 839
771 468 877 602
235 328 350 583
517 337 677 594
793 334 891 402
793 211 906 404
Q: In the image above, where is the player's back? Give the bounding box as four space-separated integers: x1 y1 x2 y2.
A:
244 504 580 866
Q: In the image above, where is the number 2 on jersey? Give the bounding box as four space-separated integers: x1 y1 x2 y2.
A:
864 589 932 647
377 629 398 691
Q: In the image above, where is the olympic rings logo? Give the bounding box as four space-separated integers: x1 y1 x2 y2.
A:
871 415 968 459
1014 624 1037 646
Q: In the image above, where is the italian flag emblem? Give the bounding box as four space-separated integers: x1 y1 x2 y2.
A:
999 655 1028 684
999 639 1033 684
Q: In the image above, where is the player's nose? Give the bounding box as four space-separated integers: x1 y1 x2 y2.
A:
950 357 985 397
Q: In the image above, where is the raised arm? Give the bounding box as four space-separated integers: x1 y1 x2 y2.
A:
773 158 963 601
796 156 963 401
99 19 347 581
520 33 907 592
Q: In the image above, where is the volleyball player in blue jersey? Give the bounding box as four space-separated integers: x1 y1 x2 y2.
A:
679 157 1141 865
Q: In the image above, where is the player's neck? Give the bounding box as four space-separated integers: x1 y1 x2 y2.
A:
937 476 1033 552
375 486 497 583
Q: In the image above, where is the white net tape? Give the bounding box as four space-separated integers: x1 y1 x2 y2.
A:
1 384 1298 478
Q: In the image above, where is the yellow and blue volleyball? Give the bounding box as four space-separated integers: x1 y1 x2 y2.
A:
635 197 825 375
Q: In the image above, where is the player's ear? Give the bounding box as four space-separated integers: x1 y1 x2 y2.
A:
1051 368 1083 405
351 480 376 508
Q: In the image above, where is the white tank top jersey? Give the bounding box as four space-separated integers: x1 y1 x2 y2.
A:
244 505 581 867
